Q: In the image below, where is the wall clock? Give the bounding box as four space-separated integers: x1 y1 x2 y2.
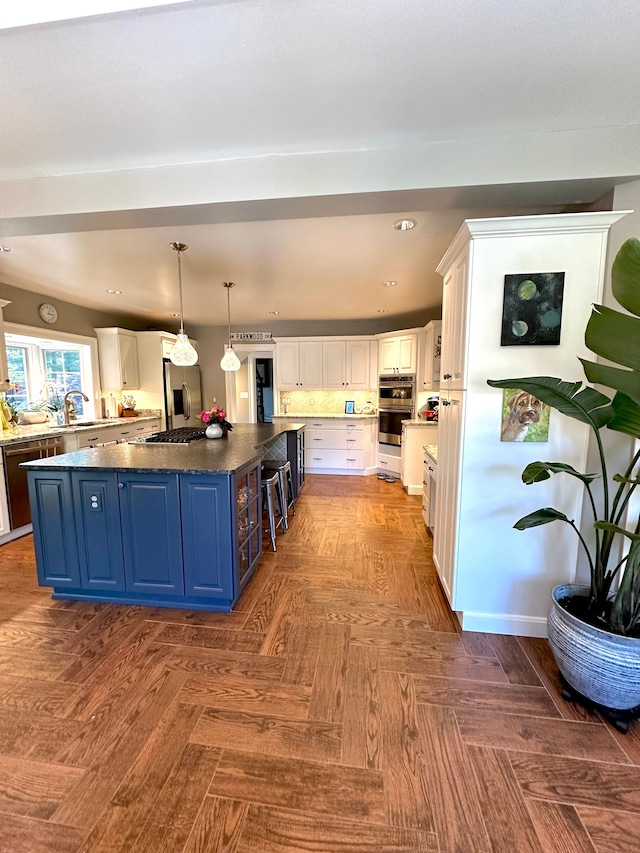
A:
39 303 58 324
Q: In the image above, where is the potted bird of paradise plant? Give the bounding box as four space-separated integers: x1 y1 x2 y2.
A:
488 237 640 726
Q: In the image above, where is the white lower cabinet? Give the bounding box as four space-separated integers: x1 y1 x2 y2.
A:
401 422 438 494
63 418 161 452
0 456 10 538
301 418 377 475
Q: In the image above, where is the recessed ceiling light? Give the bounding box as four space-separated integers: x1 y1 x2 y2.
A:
392 218 416 231
269 310 280 315
0 245 11 252
381 280 397 287
106 289 122 294
377 308 389 313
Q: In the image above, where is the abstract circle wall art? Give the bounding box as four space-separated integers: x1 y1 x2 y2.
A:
500 271 565 346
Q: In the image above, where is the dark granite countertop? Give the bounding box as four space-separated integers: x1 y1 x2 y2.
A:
21 422 306 476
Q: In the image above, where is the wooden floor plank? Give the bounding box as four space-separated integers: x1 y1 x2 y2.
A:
379 647 509 684
0 813 87 853
0 707 83 761
308 622 350 723
237 804 438 853
183 796 248 853
0 673 79 715
165 645 286 681
0 645 79 679
414 674 562 718
379 670 433 831
155 623 264 654
527 801 598 853
416 703 491 853
465 744 545 853
178 672 311 718
190 707 342 762
489 634 543 686
0 754 85 819
576 805 640 853
341 644 382 770
456 708 630 764
129 743 221 853
209 749 387 823
509 753 640 813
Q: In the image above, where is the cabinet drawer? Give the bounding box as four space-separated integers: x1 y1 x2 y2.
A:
305 448 364 469
305 419 364 431
306 429 365 450
76 426 121 448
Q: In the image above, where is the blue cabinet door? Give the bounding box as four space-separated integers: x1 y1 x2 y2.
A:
71 472 125 592
118 472 184 595
180 474 234 600
27 471 80 588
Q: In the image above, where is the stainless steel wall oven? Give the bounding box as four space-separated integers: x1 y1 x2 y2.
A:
378 374 415 445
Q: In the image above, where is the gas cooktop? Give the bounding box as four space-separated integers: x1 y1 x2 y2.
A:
143 427 208 445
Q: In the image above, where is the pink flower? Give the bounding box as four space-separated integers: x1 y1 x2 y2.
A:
200 411 211 423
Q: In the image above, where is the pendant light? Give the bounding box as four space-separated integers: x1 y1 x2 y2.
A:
220 281 241 371
168 241 198 366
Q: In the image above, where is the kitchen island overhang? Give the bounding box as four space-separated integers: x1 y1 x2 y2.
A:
22 423 305 612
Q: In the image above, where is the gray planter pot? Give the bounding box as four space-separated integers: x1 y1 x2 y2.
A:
548 584 640 712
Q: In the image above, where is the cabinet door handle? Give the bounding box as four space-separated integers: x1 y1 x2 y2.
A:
441 399 451 406
428 466 434 471
312 438 323 441
346 458 356 462
118 482 125 488
312 457 323 461
443 373 452 379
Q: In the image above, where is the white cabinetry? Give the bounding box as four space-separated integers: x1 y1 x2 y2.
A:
276 341 322 389
378 333 417 375
135 331 178 430
322 340 374 390
62 418 161 452
401 422 438 495
432 211 627 636
302 417 377 475
439 250 469 390
0 300 11 392
422 321 442 390
422 448 437 534
95 328 140 391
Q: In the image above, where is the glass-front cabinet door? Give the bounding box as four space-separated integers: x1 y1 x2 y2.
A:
236 463 261 586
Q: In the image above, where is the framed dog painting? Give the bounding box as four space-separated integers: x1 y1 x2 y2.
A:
500 388 550 442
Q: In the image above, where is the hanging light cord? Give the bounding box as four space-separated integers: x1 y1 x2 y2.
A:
226 283 232 346
177 249 185 335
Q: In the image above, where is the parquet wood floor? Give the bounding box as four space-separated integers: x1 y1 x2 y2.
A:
0 473 637 852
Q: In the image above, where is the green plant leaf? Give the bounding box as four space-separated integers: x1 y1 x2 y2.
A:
580 359 640 407
487 377 614 429
585 305 640 372
521 461 599 486
612 237 640 316
606 392 640 440
514 508 571 529
594 521 640 543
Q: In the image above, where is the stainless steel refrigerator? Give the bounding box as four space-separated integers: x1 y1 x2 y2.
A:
163 360 203 429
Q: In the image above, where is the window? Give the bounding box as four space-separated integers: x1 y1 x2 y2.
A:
4 330 95 419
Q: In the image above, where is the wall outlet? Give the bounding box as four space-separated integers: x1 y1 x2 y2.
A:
309 399 315 406
240 391 249 399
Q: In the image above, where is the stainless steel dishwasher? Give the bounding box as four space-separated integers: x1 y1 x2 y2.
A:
2 435 64 529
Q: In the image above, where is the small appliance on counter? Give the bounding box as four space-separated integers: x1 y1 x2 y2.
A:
417 395 439 422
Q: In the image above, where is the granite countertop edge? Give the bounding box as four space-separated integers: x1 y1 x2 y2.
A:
272 413 377 419
423 444 438 463
20 422 307 476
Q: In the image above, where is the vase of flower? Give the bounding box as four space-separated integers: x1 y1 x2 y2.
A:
199 405 233 438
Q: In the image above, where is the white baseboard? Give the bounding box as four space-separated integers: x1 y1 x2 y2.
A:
307 467 369 477
459 609 548 638
0 523 32 546
404 484 422 495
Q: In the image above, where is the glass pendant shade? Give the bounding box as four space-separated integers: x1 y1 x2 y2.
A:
220 280 241 371
170 332 198 366
220 344 241 371
168 241 198 367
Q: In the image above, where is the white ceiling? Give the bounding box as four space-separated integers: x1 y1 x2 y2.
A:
1 0 639 328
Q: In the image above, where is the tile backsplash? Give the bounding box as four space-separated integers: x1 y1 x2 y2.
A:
277 390 377 415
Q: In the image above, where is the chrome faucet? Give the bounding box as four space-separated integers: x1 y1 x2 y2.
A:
63 390 89 425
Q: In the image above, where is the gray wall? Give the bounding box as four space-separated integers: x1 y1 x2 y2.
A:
0 281 182 338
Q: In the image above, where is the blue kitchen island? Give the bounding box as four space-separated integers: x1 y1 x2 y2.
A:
23 423 305 612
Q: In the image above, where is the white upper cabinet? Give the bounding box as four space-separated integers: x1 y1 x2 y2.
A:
0 300 11 393
379 334 417 375
422 320 442 390
95 328 140 391
322 339 373 389
438 247 469 390
276 341 322 389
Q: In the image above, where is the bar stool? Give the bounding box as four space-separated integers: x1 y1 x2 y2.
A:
261 470 287 551
263 460 296 526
